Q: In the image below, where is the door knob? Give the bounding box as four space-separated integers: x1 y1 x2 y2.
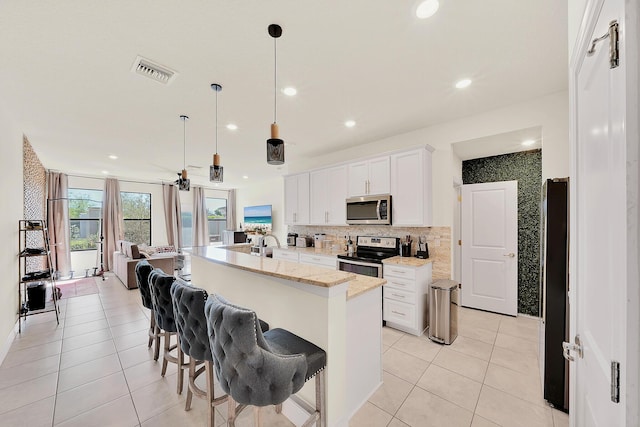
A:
503 253 515 258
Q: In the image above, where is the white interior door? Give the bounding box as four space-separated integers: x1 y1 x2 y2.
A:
569 0 632 424
461 181 518 316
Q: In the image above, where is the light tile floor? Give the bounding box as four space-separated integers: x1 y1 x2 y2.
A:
0 274 569 427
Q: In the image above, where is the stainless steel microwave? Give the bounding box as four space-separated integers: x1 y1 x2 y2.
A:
346 194 392 225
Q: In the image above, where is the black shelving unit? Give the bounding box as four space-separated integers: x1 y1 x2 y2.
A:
18 219 60 333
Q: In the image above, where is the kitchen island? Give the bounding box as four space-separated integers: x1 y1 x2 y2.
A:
188 245 385 427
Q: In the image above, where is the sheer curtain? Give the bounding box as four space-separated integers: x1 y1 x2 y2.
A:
102 178 124 271
163 183 183 249
46 171 71 276
227 189 236 231
192 186 209 246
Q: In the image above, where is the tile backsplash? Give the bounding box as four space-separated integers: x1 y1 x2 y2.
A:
288 225 451 280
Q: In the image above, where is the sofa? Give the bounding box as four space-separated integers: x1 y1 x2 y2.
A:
113 241 178 289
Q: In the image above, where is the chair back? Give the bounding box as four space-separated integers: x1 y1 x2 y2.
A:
171 279 211 361
135 259 154 310
204 294 306 407
148 268 177 333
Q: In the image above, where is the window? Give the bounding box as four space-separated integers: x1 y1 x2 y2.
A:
68 188 103 251
181 209 192 248
206 198 227 243
121 192 151 245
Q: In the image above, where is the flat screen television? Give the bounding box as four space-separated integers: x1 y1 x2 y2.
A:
243 204 272 234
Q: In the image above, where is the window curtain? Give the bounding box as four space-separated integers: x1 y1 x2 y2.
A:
102 178 124 271
192 186 209 246
46 171 71 277
163 183 183 249
227 189 236 230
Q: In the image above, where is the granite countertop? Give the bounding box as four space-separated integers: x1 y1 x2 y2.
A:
189 245 356 288
383 256 434 267
347 275 386 300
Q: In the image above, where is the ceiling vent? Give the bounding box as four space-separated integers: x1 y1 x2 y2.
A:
131 56 177 85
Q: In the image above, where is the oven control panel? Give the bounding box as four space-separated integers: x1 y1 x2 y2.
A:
357 236 399 249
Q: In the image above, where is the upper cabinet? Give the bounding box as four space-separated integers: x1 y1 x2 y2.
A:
390 147 433 226
347 156 390 197
310 165 347 225
284 172 310 225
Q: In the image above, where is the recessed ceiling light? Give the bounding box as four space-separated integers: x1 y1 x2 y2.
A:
282 87 297 96
242 175 249 180
108 154 118 160
455 79 472 89
522 139 536 146
226 123 238 130
101 170 109 175
345 120 356 128
416 0 439 19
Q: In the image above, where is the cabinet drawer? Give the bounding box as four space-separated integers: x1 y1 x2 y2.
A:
299 253 337 269
273 250 299 262
383 299 415 328
383 276 416 292
383 265 416 280
383 287 414 304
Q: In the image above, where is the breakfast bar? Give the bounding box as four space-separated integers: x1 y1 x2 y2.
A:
188 245 385 427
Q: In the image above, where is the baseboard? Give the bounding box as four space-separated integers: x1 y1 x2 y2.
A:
0 320 19 366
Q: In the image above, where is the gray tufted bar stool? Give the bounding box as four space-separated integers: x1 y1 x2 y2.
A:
170 279 226 427
148 268 188 394
204 294 326 427
134 259 160 359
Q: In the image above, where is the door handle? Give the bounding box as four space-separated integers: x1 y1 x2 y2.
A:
562 335 583 361
503 253 515 258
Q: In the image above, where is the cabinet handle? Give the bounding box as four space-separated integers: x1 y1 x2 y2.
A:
294 212 297 222
390 269 406 275
392 293 405 298
391 310 406 316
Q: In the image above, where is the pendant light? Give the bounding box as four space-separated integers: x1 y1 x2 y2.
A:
176 115 191 191
210 83 224 182
266 24 284 165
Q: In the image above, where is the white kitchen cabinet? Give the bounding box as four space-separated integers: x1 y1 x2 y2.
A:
284 173 310 225
310 165 347 225
347 156 390 197
299 252 337 270
382 261 432 336
272 248 299 262
390 147 433 226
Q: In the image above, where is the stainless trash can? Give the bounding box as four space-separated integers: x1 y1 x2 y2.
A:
428 279 459 344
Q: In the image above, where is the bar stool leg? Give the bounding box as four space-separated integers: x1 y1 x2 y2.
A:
148 314 156 348
185 358 195 411
205 361 214 427
254 407 263 427
161 331 170 376
275 403 282 414
227 397 237 427
153 325 161 361
177 336 184 394
317 370 326 427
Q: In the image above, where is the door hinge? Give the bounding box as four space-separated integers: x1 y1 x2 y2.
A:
587 20 619 69
458 239 461 246
563 335 583 361
611 361 620 403
458 195 462 202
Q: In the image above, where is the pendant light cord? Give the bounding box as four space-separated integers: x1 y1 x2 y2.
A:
274 37 277 123
215 90 219 153
183 118 186 170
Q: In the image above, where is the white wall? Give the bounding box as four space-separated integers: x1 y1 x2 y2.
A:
0 104 25 360
235 177 286 245
569 0 589 60
291 91 569 227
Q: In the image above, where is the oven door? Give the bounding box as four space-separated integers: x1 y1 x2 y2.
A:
337 259 383 278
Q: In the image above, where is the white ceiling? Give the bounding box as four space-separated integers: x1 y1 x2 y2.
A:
0 0 567 189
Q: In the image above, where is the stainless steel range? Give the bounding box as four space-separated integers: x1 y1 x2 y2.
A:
337 236 400 278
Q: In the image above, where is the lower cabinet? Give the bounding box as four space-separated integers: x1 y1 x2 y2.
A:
272 249 299 262
382 262 432 336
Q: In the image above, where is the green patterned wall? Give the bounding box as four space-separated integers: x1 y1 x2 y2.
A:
462 149 541 316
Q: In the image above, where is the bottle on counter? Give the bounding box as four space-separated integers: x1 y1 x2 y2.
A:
347 237 354 256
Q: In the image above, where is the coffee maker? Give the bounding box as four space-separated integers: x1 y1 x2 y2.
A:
287 233 298 246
